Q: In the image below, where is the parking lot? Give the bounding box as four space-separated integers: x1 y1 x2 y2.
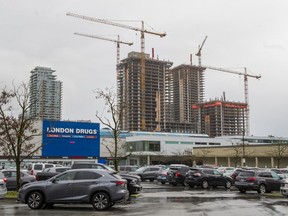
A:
1 181 288 216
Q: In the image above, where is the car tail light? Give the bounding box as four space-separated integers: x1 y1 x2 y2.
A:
3 177 7 183
114 180 126 186
30 170 33 175
247 177 256 182
175 172 181 177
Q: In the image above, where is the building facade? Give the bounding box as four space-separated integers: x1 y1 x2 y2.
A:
192 100 247 137
29 66 62 120
117 51 173 132
164 64 205 133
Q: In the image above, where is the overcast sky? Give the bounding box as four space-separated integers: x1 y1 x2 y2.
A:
1 0 287 137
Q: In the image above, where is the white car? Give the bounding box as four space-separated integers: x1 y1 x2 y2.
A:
280 179 288 197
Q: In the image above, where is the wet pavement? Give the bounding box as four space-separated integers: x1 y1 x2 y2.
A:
1 182 288 216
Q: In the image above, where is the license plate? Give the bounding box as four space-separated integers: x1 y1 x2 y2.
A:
240 179 245 182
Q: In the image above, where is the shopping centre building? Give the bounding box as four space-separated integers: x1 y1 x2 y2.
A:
1 120 288 168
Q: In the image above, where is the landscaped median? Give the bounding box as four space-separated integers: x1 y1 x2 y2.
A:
4 191 18 199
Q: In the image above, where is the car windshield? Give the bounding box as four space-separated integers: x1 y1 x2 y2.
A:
130 167 139 172
239 171 255 177
101 164 116 172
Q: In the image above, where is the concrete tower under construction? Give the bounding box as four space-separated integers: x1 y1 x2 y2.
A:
164 64 205 133
192 100 247 137
117 52 172 132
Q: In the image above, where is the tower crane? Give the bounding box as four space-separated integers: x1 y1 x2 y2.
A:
67 12 166 131
201 65 261 135
195 36 208 67
74 32 133 64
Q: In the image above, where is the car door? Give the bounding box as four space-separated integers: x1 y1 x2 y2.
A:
149 167 160 179
45 171 76 202
203 169 216 185
141 167 150 179
212 170 225 186
72 171 103 201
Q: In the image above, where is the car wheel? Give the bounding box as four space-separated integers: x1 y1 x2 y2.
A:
225 180 232 189
202 180 209 189
239 188 246 193
92 192 110 211
183 178 189 187
258 184 267 194
27 191 44 210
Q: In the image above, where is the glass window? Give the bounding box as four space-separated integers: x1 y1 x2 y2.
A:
56 171 76 181
34 164 43 170
271 172 280 179
45 164 54 169
75 171 101 180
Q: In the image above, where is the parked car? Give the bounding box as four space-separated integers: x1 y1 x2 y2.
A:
18 169 129 210
118 165 139 174
1 169 36 190
71 162 142 195
235 170 284 194
27 163 62 176
129 166 163 181
0 172 7 198
166 165 190 186
280 178 288 197
184 168 233 189
156 168 170 184
270 168 288 179
217 167 235 174
36 167 71 181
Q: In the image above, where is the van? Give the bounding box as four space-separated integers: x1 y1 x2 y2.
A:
27 163 59 176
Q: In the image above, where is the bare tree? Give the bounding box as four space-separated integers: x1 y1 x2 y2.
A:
195 148 212 165
266 143 288 168
94 87 127 171
231 144 243 167
0 82 42 190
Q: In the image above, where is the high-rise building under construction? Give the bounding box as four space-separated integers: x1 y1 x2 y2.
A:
117 53 204 133
29 66 62 120
117 52 172 131
164 64 205 133
192 100 247 137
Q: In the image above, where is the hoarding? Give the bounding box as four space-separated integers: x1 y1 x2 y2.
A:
42 120 100 157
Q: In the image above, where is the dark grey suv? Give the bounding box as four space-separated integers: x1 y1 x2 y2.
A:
235 170 284 193
18 169 129 210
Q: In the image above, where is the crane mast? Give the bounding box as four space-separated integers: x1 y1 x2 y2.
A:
196 36 208 67
202 65 261 136
67 12 166 131
74 32 133 64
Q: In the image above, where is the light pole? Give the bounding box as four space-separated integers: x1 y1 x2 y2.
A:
242 111 246 167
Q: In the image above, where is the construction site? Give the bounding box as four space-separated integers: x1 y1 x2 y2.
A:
67 12 261 137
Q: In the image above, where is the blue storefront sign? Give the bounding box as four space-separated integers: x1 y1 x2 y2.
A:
42 120 100 157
